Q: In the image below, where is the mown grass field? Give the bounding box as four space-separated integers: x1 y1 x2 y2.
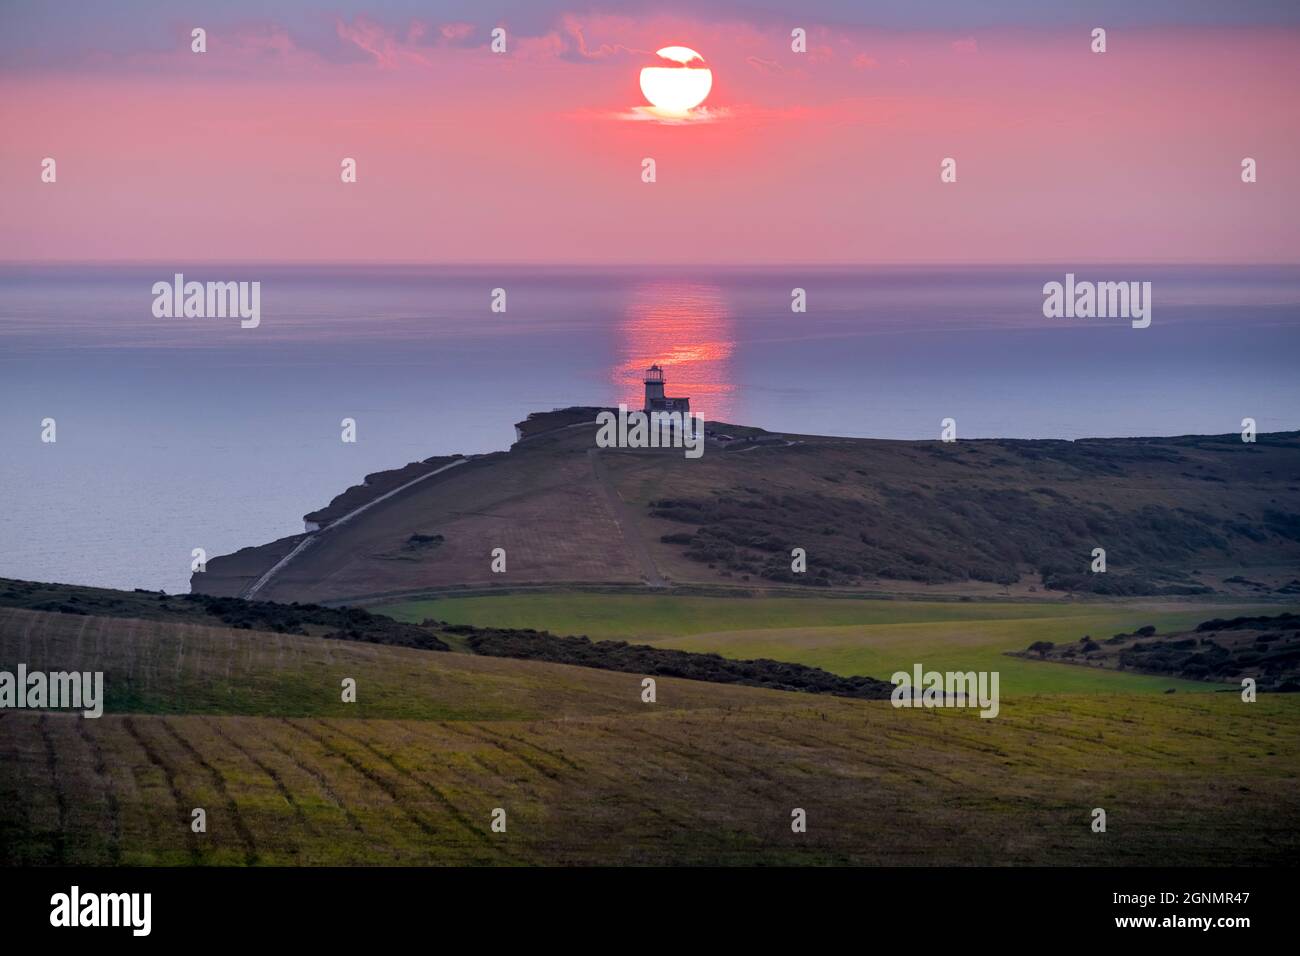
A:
3 607 1298 866
379 594 1300 694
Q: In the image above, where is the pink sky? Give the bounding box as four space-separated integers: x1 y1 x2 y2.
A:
2 14 1298 263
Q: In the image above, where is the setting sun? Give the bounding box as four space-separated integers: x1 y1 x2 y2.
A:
638 46 712 115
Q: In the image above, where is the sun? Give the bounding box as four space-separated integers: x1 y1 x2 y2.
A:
639 46 713 115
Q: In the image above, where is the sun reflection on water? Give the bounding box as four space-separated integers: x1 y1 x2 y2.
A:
614 281 737 421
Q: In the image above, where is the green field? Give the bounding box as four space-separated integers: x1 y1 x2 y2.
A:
4 605 1299 866
379 594 1298 694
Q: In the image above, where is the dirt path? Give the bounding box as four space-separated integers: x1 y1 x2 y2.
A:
242 458 471 599
587 448 666 589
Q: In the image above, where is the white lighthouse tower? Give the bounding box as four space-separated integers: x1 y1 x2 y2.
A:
643 364 689 413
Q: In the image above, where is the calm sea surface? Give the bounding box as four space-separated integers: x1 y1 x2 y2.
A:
2 263 1298 593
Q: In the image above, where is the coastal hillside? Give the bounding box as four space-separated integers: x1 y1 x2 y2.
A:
190 411 1300 605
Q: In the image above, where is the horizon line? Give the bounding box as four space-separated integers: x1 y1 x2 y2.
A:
5 259 1300 269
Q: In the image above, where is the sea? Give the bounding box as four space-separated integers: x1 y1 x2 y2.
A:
2 263 1298 594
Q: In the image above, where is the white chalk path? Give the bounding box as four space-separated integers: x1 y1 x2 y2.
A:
241 457 471 600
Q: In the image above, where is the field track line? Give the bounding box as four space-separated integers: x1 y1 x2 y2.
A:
472 724 585 772
76 718 122 864
439 724 564 781
73 615 89 660
317 718 495 848
207 720 318 838
264 722 365 833
37 715 67 865
409 720 553 779
159 718 259 865
14 612 32 660
0 715 35 865
121 717 203 864
391 722 554 802
282 719 447 843
431 720 706 835
620 722 786 797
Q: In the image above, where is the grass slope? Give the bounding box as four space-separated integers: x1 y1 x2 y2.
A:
0 580 897 703
379 594 1300 693
3 608 1298 866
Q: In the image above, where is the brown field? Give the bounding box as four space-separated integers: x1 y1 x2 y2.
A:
3 608 1298 866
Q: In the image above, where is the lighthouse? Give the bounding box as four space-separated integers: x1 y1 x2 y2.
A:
643 364 690 414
